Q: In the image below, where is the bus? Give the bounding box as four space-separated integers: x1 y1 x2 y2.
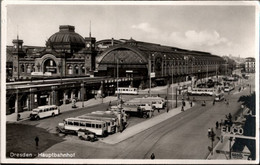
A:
59 117 108 136
115 87 138 95
78 113 118 134
30 105 60 120
187 87 215 96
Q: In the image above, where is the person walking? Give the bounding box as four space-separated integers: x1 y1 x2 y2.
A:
213 100 215 105
190 101 193 107
150 153 155 159
216 121 219 129
181 105 184 111
35 136 39 148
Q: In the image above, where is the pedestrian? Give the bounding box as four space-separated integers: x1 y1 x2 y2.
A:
226 100 229 105
208 128 211 136
150 153 155 159
35 136 39 148
213 100 215 105
167 107 169 113
109 101 112 106
17 113 21 121
216 121 219 129
181 105 184 111
157 109 160 113
190 101 193 107
228 113 232 120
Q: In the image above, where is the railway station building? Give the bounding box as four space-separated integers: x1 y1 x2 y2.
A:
6 25 226 114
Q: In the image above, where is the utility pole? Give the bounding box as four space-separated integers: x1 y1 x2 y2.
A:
149 54 151 97
172 60 173 109
175 85 178 108
117 58 119 106
229 137 233 159
208 128 215 155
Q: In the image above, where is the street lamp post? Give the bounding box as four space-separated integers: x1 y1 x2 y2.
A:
208 128 215 155
229 137 233 159
117 58 119 106
149 54 152 97
175 84 178 108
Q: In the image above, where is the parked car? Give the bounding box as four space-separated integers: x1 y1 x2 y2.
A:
78 129 98 142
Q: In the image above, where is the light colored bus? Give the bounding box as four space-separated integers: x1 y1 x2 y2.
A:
30 105 60 120
61 117 108 136
78 113 118 134
187 88 215 96
115 87 138 95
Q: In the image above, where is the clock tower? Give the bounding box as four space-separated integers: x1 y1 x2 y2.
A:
84 27 96 74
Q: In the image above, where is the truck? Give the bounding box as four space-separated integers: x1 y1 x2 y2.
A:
120 104 154 118
125 96 166 109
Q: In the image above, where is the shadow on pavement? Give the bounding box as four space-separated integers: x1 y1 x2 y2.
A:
6 123 65 158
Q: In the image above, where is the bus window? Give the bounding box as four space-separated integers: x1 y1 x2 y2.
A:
74 121 79 126
80 122 85 127
91 124 95 128
68 120 73 125
86 123 91 127
108 122 110 126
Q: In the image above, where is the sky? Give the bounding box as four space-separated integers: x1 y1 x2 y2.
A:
4 2 257 58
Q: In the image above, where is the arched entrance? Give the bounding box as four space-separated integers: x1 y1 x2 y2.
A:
43 59 57 74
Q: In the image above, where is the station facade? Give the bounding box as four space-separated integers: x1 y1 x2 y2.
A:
6 25 226 114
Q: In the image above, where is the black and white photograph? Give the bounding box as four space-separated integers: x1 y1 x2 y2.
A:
1 0 259 164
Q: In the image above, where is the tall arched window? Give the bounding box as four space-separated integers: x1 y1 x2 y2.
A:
75 65 79 75
43 59 57 74
81 66 85 74
68 65 73 75
27 65 31 73
21 64 25 72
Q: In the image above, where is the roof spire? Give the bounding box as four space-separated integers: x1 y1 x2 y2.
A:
17 25 19 40
89 20 91 38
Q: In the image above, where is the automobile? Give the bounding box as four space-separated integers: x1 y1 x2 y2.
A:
77 129 98 142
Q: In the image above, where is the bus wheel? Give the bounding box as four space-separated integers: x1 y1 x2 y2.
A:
52 113 55 117
103 131 108 137
36 116 40 120
143 114 148 118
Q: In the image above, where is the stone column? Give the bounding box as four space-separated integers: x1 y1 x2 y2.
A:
15 90 21 113
63 90 68 105
51 86 58 105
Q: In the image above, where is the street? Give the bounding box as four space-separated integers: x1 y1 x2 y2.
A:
6 75 255 159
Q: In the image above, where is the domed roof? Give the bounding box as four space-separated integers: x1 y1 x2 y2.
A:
46 25 85 51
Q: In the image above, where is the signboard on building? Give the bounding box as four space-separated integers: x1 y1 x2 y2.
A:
44 72 52 76
31 72 44 76
126 70 133 73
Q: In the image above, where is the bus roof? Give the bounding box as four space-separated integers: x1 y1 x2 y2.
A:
33 105 57 110
83 113 117 119
65 117 105 123
78 115 116 121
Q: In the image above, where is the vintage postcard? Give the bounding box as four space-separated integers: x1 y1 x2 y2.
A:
1 0 259 164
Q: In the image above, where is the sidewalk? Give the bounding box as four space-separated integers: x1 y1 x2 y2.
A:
207 135 235 160
6 96 118 122
6 81 191 123
101 100 193 144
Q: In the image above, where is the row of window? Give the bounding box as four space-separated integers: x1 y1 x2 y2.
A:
65 120 105 129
